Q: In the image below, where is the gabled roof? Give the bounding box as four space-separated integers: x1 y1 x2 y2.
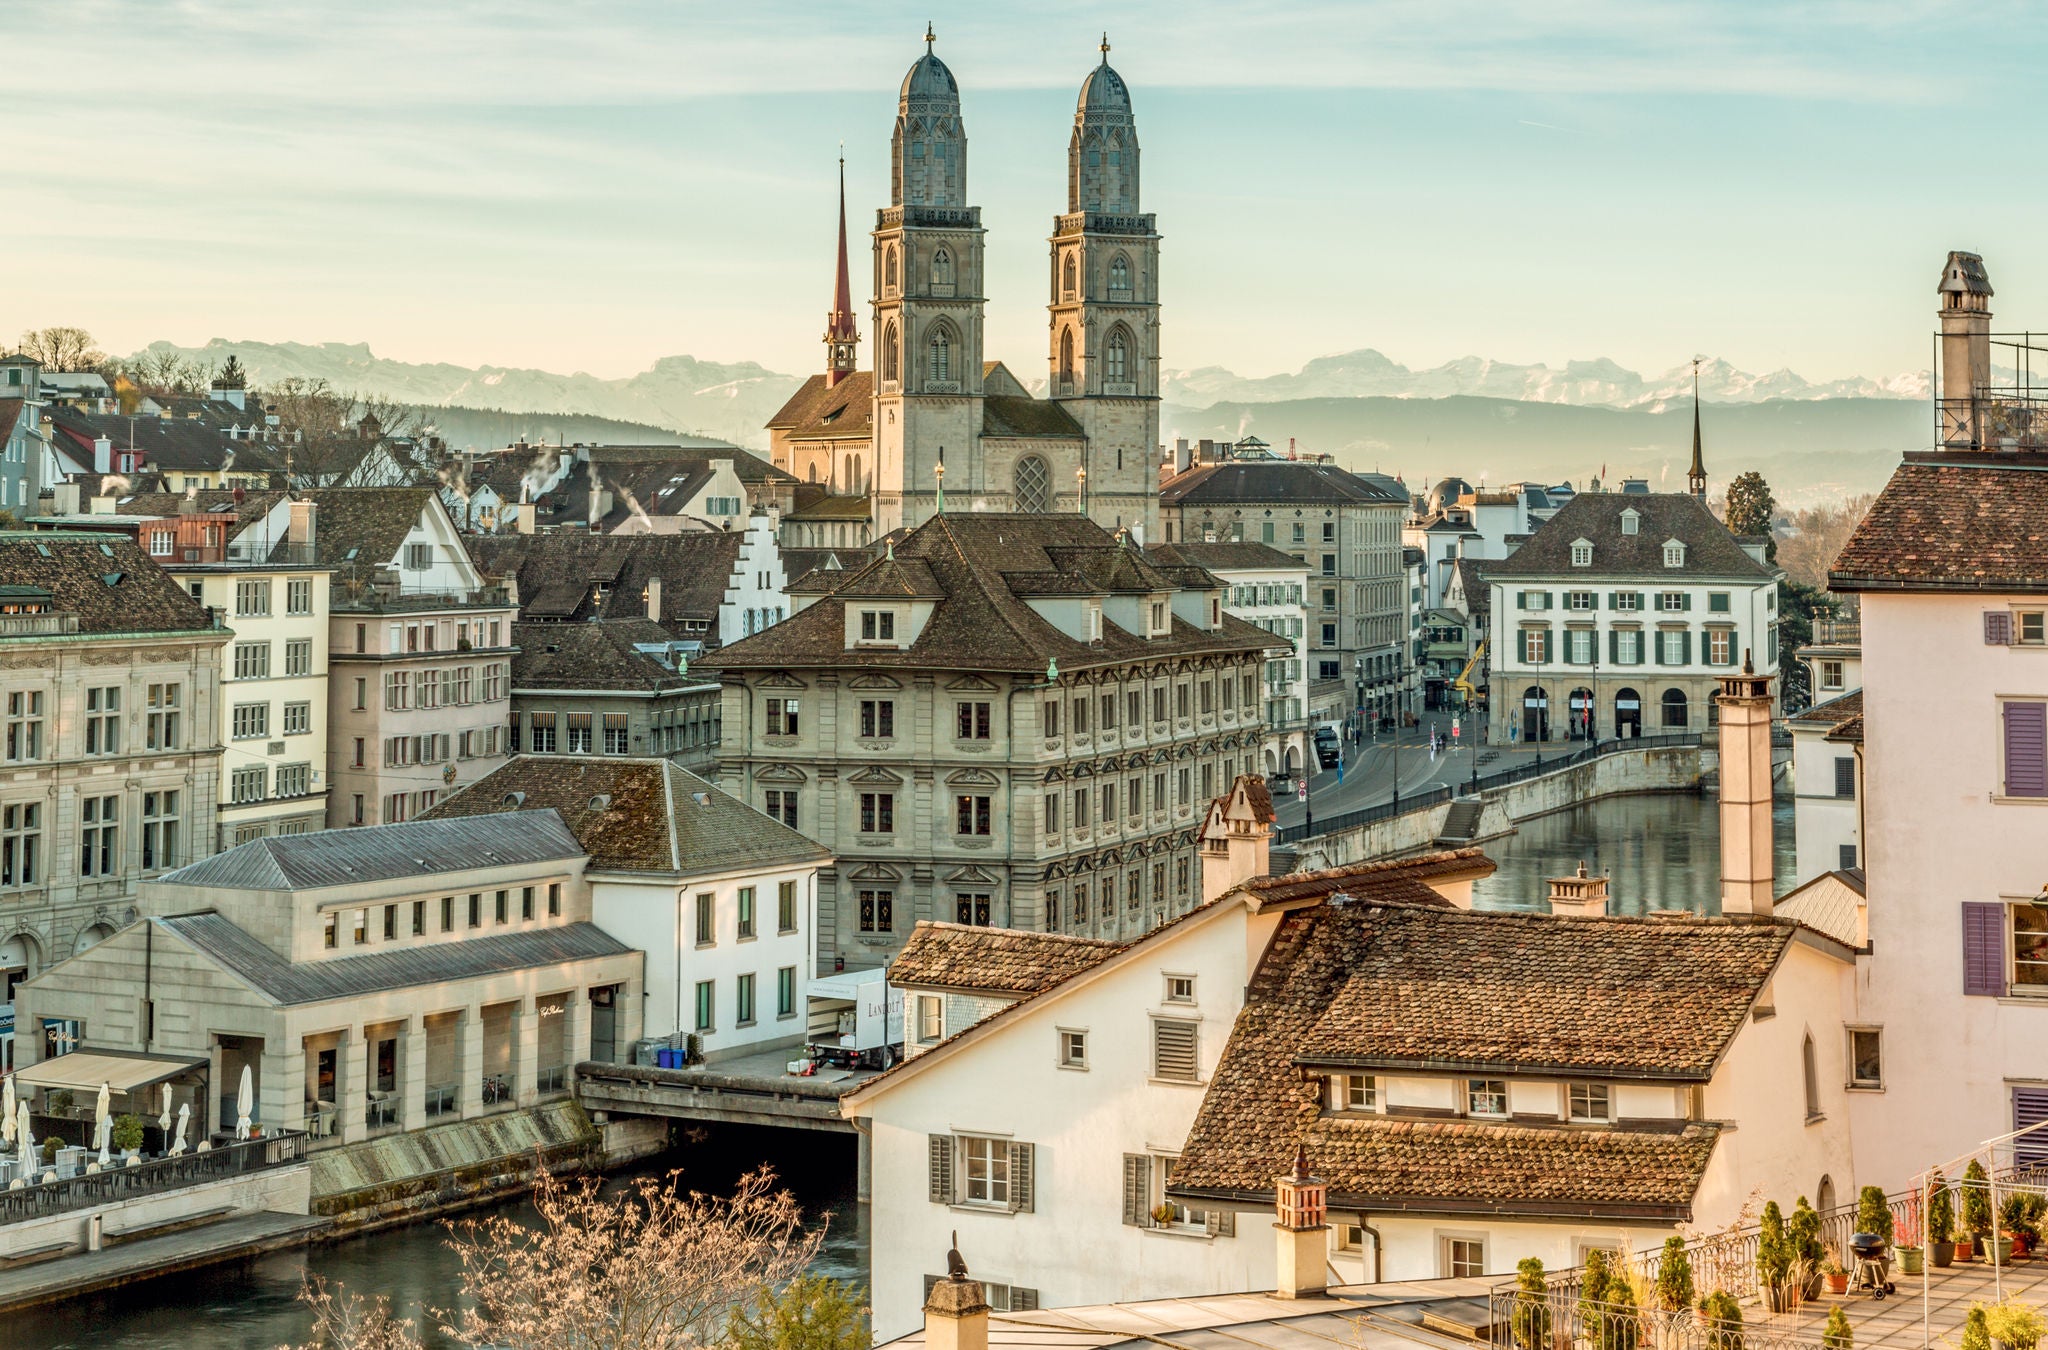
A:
980 395 1083 440
1485 492 1773 581
158 811 581 891
296 488 443 568
466 531 744 638
1160 459 1408 508
510 619 694 693
1146 540 1308 573
767 372 875 439
0 531 219 637
423 757 828 877
891 923 1121 996
44 404 248 473
1831 458 2048 593
1788 688 1862 729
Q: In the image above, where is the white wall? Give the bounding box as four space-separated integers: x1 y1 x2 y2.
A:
1791 726 1861 877
718 514 791 645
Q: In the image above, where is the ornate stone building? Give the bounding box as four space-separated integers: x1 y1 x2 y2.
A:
767 32 1161 543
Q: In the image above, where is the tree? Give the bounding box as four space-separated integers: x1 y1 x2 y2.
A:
1654 1236 1694 1312
1775 494 1875 593
1776 578 1835 713
1823 1306 1852 1350
262 378 432 486
1756 1200 1792 1293
1858 1184 1895 1245
117 346 214 397
1576 1248 1612 1337
1511 1257 1551 1350
15 326 107 371
727 1275 869 1350
1722 471 1777 557
1600 1275 1640 1350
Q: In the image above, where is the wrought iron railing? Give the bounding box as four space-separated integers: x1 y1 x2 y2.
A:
0 1130 308 1226
424 1082 459 1118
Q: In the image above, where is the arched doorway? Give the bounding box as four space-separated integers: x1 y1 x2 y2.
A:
1285 744 1301 777
1569 687 1596 741
1661 688 1689 729
1614 688 1641 739
1 932 40 1002
1521 686 1550 743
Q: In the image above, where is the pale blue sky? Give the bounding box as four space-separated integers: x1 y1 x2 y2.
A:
7 1 2045 385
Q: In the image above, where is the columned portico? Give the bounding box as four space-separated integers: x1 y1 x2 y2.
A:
400 1014 427 1132
512 997 539 1107
458 1009 484 1121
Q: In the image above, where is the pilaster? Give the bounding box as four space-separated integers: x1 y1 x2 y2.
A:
513 997 539 1106
457 1007 484 1120
400 1015 426 1133
339 1025 369 1144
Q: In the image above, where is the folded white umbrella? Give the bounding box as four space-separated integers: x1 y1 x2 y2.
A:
158 1083 173 1146
1 1075 14 1146
15 1101 31 1173
95 1081 112 1164
171 1102 190 1156
235 1065 253 1140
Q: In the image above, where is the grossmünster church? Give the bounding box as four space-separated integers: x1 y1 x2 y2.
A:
766 29 1162 541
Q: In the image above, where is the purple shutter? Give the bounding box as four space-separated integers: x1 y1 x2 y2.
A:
2015 1088 2048 1163
2006 702 2048 797
1987 611 2014 645
1963 902 2008 997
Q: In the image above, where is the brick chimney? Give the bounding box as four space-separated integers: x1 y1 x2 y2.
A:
1273 1146 1330 1300
1546 862 1610 917
1715 653 1776 916
1199 775 1275 904
923 1244 990 1350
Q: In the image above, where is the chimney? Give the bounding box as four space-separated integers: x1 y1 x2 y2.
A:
1938 251 1994 449
1199 775 1275 904
1273 1147 1330 1300
51 482 80 516
1546 861 1610 917
645 576 662 622
89 494 117 514
516 502 535 535
93 436 112 474
922 1257 989 1350
1715 653 1776 916
288 499 318 552
1175 437 1191 474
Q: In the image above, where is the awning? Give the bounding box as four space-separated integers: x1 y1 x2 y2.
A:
11 1049 208 1095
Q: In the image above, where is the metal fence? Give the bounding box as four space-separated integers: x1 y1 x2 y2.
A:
0 1130 308 1226
1277 733 1704 844
1487 1292 1839 1350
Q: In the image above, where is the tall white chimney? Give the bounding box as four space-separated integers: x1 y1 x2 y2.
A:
1715 654 1776 916
645 577 663 622
1938 251 1994 449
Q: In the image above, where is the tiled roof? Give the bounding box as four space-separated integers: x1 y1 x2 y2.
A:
160 912 632 1006
980 396 1083 440
510 619 693 692
297 488 441 568
157 811 583 890
115 489 286 524
768 372 875 438
782 547 873 592
1789 688 1862 728
0 399 23 444
1237 848 1494 910
466 531 743 638
1831 457 2048 593
785 494 875 521
44 405 246 473
0 532 219 637
703 512 1275 676
1146 541 1308 573
424 757 829 877
1826 715 1864 745
1485 492 1774 581
1160 460 1409 508
891 923 1121 996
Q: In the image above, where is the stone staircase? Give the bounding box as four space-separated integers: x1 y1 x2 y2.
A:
1435 799 1486 843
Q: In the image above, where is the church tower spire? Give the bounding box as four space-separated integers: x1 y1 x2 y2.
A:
824 151 860 387
1687 357 1707 500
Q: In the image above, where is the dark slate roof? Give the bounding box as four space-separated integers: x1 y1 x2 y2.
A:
44 405 244 473
785 493 875 522
160 912 632 1006
115 489 285 523
297 488 441 568
891 922 1120 996
0 532 219 636
1146 541 1308 572
767 372 875 438
467 531 743 638
980 396 1083 440
510 619 693 692
701 512 1275 676
157 811 582 890
1160 460 1409 508
1831 457 2048 593
782 546 873 591
1484 492 1774 581
424 757 829 876
1452 558 1492 610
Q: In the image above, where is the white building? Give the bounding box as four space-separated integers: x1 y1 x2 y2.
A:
1786 689 1863 877
1148 541 1312 779
1485 492 1780 744
424 757 831 1064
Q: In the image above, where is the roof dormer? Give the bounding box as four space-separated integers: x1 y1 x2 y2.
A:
1570 538 1593 568
1620 508 1640 536
1662 539 1686 568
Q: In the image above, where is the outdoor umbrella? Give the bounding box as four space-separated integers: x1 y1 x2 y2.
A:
16 1101 32 1174
2 1075 14 1147
158 1083 173 1153
95 1081 112 1165
235 1065 253 1140
171 1102 190 1156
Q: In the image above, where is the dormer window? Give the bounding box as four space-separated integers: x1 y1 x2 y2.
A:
1570 540 1593 568
859 610 896 643
1088 603 1103 642
1663 540 1686 568
1149 601 1167 635
1209 597 1222 628
1620 509 1640 536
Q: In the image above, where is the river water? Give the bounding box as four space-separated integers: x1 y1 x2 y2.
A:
14 787 1782 1347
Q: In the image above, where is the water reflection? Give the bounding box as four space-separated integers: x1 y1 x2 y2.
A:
11 1126 864 1350
1471 785 1798 915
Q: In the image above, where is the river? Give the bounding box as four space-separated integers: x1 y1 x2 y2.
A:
14 787 1782 1347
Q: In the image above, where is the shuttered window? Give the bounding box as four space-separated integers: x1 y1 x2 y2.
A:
1987 611 2014 645
2004 702 2048 797
1834 757 1856 799
2015 1087 2048 1163
1963 902 2008 998
1153 1018 1199 1082
929 1134 1034 1212
1122 1153 1153 1227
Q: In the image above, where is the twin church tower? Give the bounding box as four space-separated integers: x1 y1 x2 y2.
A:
767 29 1162 540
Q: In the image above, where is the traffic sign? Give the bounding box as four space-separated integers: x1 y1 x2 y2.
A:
1296 780 1308 803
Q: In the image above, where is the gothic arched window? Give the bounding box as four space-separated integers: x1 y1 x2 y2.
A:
1058 328 1075 386
928 325 953 384
1105 328 1129 383
1109 254 1131 293
1802 1034 1820 1119
932 247 953 288
885 246 899 293
1062 253 1077 299
882 321 899 386
1015 455 1051 513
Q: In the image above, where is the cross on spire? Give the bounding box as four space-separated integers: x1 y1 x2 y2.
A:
925 21 935 48
1100 32 1111 63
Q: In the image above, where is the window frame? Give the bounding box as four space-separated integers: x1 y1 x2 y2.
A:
1057 1027 1088 1071
1465 1078 1509 1118
1567 1082 1613 1122
1846 1026 1883 1090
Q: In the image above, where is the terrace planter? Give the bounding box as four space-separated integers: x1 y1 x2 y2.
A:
1765 1284 1798 1314
1956 1240 1976 1263
1898 1247 1925 1276
1932 1242 1955 1268
1826 1273 1850 1294
1992 1237 2015 1265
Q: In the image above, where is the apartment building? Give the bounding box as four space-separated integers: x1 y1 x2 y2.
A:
508 620 723 771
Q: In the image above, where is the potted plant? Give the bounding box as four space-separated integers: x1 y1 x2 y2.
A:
1577 1250 1613 1350
38 1135 59 1167
2001 1194 2035 1260
1857 1185 1895 1247
1702 1291 1743 1350
1963 1305 1991 1350
1823 1251 1848 1295
1758 1202 1797 1313
1792 1197 1827 1296
1896 1195 1925 1276
1985 1298 2045 1350
1823 1307 1853 1350
1965 1161 1994 1260
111 1114 146 1161
1931 1173 1958 1268
1600 1277 1640 1350
1512 1258 1551 1350
1656 1237 1696 1316
1151 1202 1176 1226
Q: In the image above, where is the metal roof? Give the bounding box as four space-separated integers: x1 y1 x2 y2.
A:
159 913 634 1006
156 811 582 892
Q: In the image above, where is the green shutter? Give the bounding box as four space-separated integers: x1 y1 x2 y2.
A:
1609 629 1619 664
1682 631 1694 665
1634 592 1645 612
1516 592 1527 610
1681 593 1693 612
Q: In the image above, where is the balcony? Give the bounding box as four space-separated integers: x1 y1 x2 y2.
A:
0 612 79 637
0 1131 309 1226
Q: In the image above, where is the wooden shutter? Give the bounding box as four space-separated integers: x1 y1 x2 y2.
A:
928 1133 954 1204
2005 702 2048 797
1122 1153 1153 1227
1987 611 2015 645
1012 1288 1040 1312
1009 1141 1035 1213
1205 1208 1237 1237
1681 593 1693 611
1153 1019 1199 1081
1516 591 1527 610
1963 902 2008 998
2015 1088 2048 1163
1681 631 1693 666
1834 757 1856 798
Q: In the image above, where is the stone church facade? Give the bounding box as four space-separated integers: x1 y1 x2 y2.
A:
768 33 1162 543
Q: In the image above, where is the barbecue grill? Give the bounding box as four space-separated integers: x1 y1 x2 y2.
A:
1849 1231 1895 1298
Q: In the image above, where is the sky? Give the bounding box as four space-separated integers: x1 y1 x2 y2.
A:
7 0 2048 385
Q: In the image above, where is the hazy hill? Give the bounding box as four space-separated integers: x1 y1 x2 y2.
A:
408 404 732 452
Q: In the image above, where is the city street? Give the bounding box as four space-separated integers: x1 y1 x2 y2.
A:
1269 708 1563 830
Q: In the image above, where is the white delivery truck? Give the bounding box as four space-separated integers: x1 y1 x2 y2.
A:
804 967 904 1070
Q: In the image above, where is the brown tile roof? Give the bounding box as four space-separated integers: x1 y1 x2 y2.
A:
702 512 1276 676
891 923 1121 996
1147 541 1308 573
1486 492 1774 581
0 531 221 636
1826 714 1864 745
980 395 1083 440
298 488 442 569
510 619 696 692
1238 847 1495 910
1161 459 1409 508
0 399 23 445
767 372 874 439
1831 457 2048 593
1788 688 1862 728
424 757 828 876
466 531 743 638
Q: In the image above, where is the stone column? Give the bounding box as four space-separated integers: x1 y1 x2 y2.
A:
268 1037 307 1136
340 1025 369 1144
458 1007 484 1120
564 990 591 1074
400 1015 427 1133
512 997 539 1107
619 973 645 1052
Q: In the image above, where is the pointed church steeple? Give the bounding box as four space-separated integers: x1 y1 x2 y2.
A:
824 151 860 387
1687 357 1707 500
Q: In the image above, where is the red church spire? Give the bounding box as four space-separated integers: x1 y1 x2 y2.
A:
824 150 860 386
